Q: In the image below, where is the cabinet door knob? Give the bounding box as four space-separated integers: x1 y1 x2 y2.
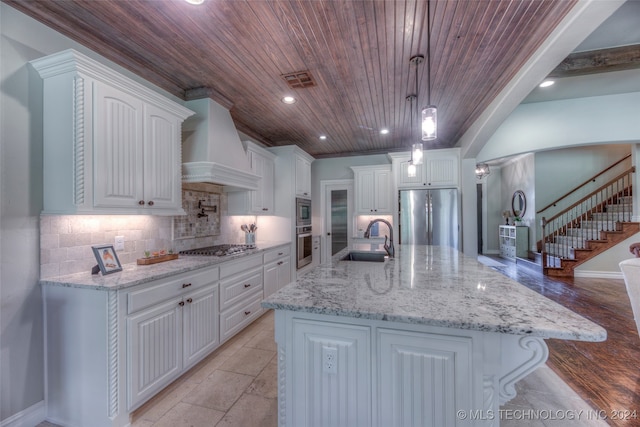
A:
178 301 185 306
182 283 192 288
244 283 251 288
244 310 251 316
138 200 145 205
186 298 193 304
147 200 154 206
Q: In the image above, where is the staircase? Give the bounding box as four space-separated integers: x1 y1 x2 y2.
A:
540 167 638 277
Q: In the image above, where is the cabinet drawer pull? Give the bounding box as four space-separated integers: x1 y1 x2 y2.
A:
182 283 192 288
147 200 154 206
186 298 193 304
178 301 185 307
278 252 283 256
262 208 268 211
244 283 251 288
244 310 251 316
277 261 283 265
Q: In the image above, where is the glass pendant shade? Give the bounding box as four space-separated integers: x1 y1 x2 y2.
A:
475 163 490 179
407 162 417 178
421 105 437 141
411 142 424 166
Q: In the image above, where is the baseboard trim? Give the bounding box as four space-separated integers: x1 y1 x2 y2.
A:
573 270 623 279
0 401 44 427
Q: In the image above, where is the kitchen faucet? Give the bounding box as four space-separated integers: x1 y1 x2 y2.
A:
364 219 395 258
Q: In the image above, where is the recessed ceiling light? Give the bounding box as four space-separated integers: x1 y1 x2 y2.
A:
319 135 327 140
184 0 205 4
282 96 296 104
539 80 555 88
380 128 389 135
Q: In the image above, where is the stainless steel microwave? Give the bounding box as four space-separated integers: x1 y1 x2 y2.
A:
296 197 311 227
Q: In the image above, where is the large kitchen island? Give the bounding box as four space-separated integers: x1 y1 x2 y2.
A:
262 244 606 427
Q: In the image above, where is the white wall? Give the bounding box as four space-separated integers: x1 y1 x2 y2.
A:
483 166 504 254
500 155 536 252
575 234 640 278
535 144 631 211
0 4 187 422
477 91 640 163
2 5 50 420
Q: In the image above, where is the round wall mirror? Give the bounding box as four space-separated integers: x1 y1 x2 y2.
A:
512 190 526 217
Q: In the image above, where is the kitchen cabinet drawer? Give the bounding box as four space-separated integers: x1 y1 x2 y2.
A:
220 290 264 342
220 253 262 278
220 268 263 312
128 267 219 314
264 245 291 263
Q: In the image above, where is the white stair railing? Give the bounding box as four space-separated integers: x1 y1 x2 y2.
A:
541 167 634 270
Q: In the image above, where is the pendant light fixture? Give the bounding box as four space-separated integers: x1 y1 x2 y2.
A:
406 94 418 177
475 163 491 179
410 55 424 166
421 0 437 141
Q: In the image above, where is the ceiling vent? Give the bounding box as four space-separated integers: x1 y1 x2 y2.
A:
281 70 317 88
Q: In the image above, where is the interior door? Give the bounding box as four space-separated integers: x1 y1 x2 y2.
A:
323 180 353 263
331 190 348 255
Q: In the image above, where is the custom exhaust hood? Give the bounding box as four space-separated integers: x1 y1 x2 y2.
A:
182 98 260 191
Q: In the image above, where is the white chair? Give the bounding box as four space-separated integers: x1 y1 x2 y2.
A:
619 257 640 336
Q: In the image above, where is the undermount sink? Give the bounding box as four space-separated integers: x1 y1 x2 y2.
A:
341 251 387 262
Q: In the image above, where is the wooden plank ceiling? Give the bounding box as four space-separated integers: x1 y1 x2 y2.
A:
6 0 577 158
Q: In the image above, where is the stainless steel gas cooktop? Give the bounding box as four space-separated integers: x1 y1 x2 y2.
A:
179 244 256 257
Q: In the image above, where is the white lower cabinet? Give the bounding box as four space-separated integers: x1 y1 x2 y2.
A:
278 312 486 427
377 329 472 427
291 318 371 427
42 244 294 427
183 285 221 368
219 253 265 342
263 245 292 298
127 270 220 409
128 297 183 407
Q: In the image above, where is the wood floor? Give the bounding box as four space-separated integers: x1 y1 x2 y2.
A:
493 259 640 427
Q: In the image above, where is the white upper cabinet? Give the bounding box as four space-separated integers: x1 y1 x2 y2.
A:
249 145 276 213
351 165 393 214
228 141 276 215
295 155 312 198
31 49 193 215
390 148 460 189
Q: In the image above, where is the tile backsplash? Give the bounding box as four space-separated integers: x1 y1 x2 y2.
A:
173 189 221 239
39 188 260 279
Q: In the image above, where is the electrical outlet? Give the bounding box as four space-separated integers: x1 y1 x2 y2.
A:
322 346 338 374
114 236 125 251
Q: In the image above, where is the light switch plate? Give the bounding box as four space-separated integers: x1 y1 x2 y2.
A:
114 236 125 251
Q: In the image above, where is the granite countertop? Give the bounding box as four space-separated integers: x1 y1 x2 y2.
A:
262 244 607 342
40 241 290 291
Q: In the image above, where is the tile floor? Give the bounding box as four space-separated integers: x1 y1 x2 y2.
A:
39 309 607 427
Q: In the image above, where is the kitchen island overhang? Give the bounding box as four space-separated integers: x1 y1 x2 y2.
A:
262 245 606 427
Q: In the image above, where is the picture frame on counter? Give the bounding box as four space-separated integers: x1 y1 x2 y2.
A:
91 244 122 275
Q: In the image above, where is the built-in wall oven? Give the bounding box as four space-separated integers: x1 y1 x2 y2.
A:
296 197 311 227
296 225 312 269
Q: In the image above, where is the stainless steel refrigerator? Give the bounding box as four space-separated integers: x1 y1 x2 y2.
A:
399 189 459 249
